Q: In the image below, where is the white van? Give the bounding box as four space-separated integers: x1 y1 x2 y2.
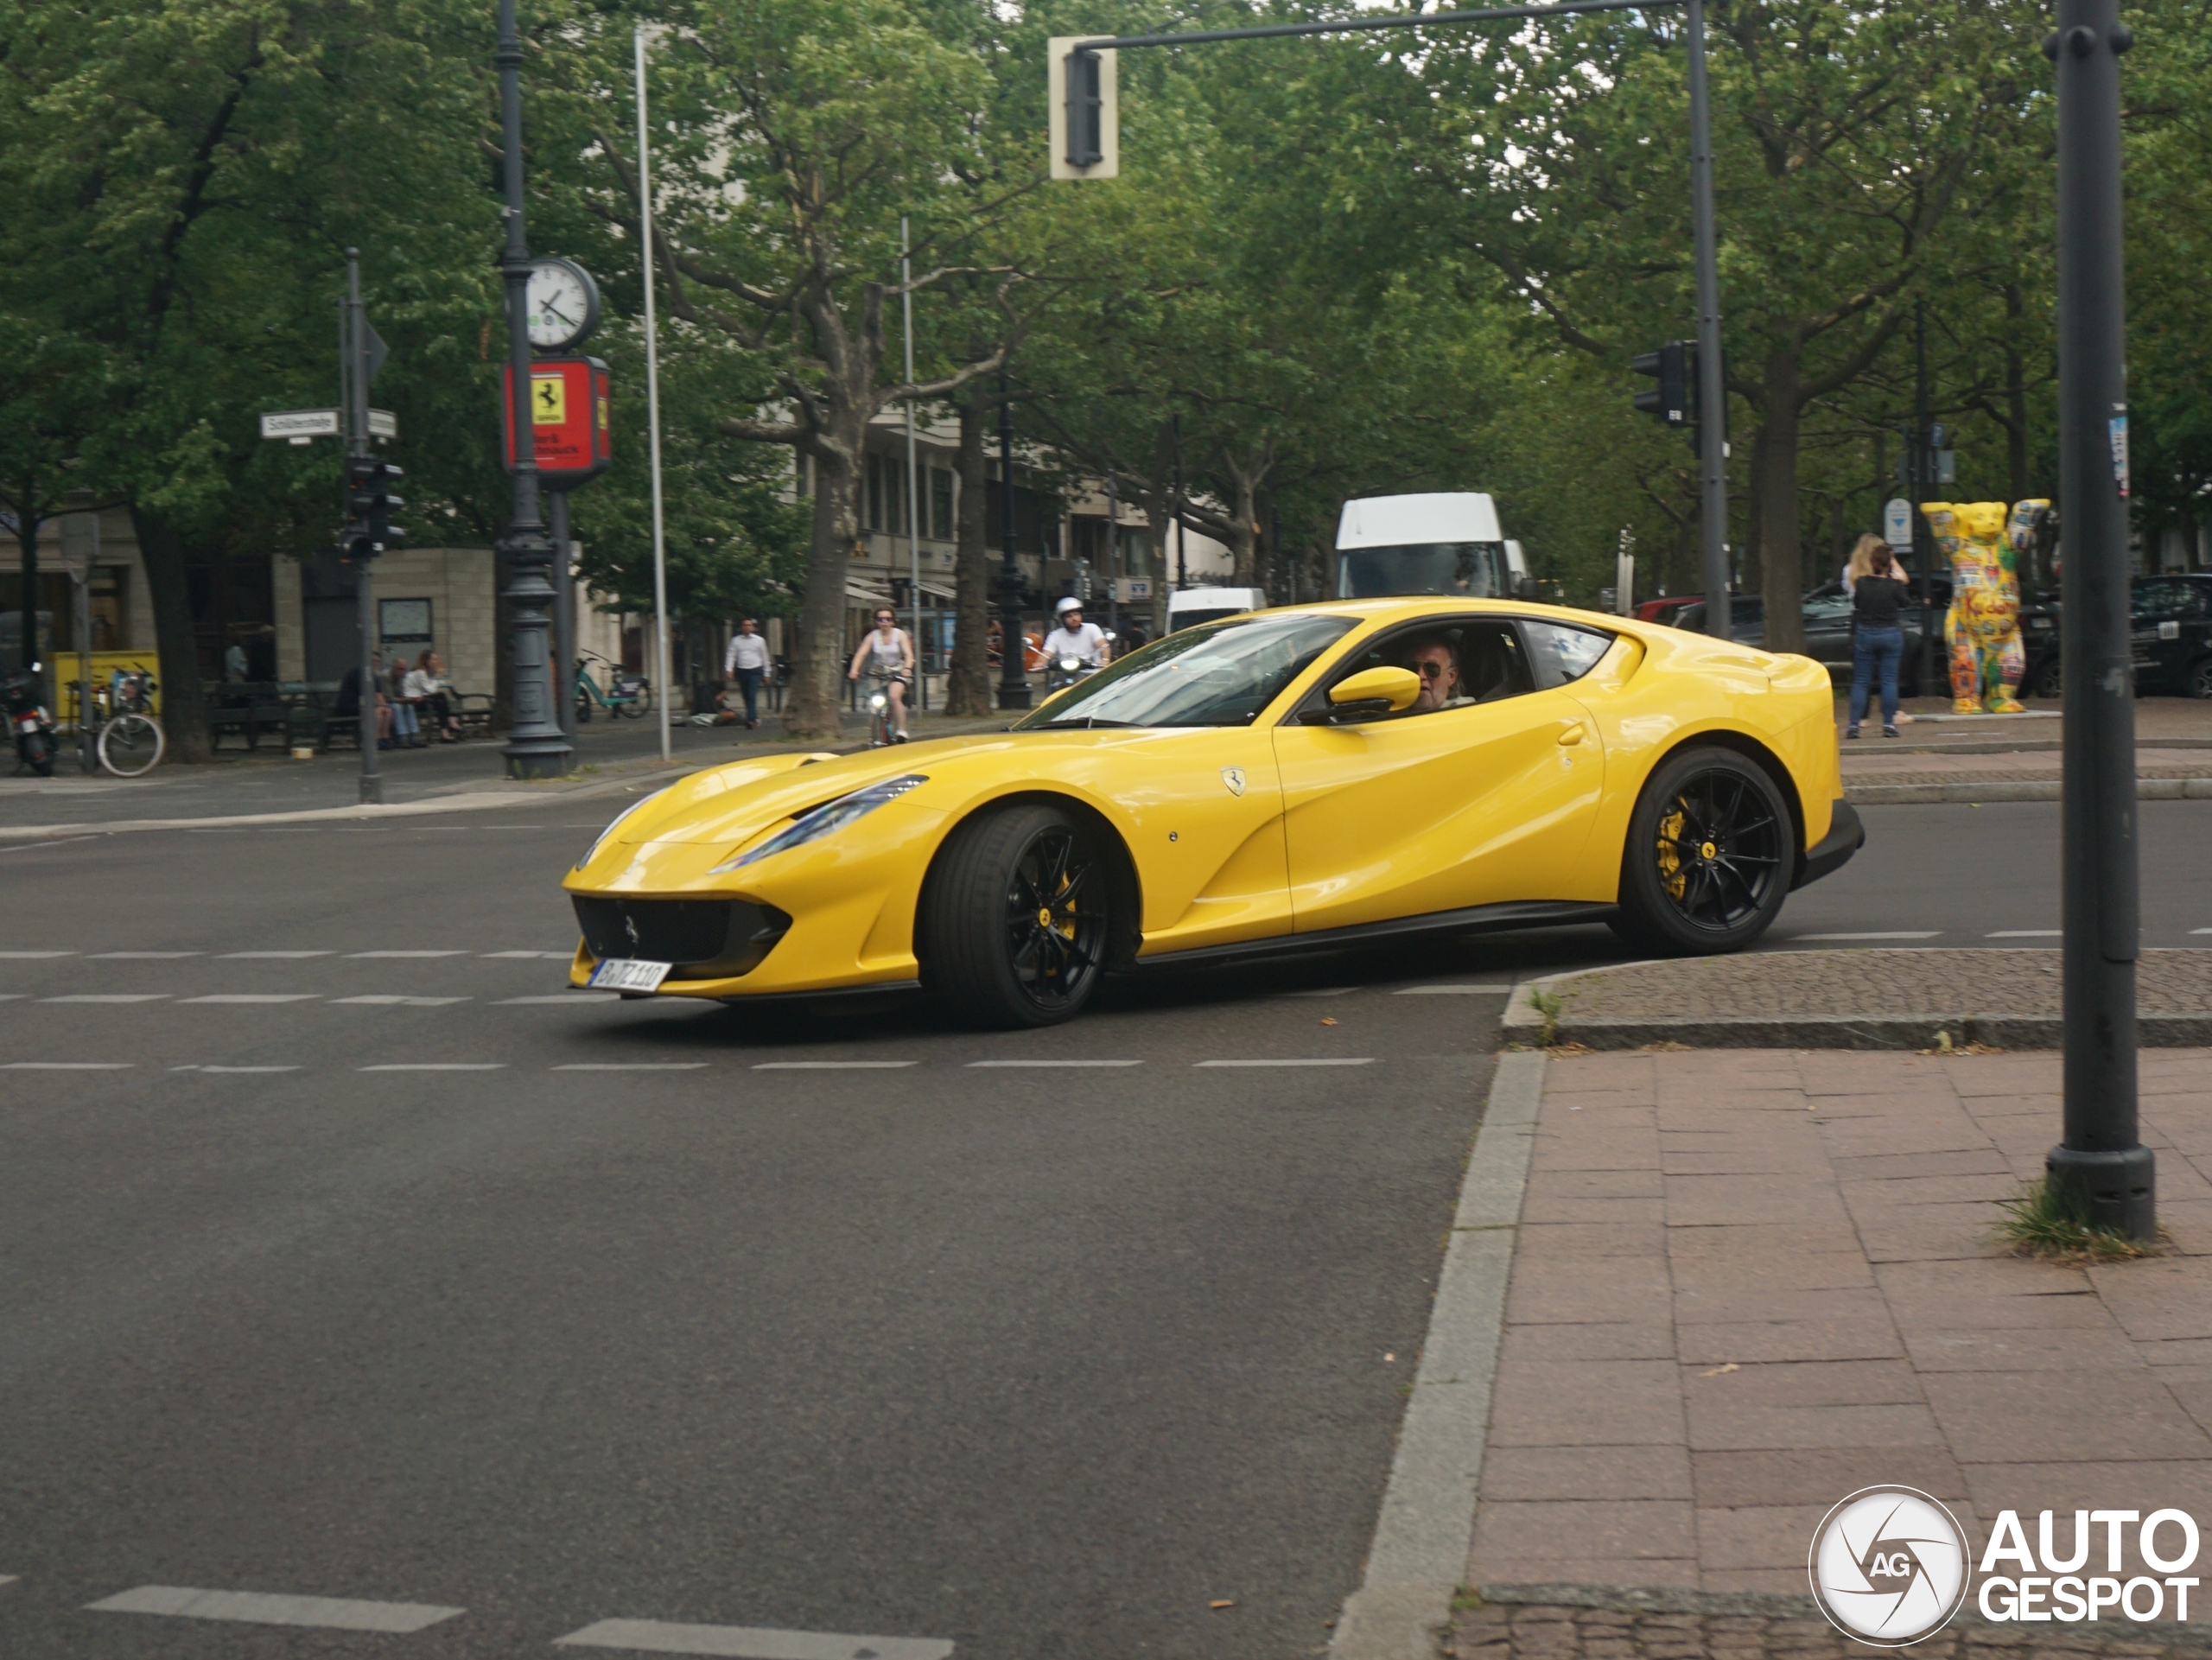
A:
1166 586 1269 633
1334 493 1523 600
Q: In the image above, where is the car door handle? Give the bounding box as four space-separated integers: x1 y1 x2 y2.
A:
1557 723 1586 747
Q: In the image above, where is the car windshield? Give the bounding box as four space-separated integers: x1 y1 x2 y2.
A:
1017 614 1355 729
1336 543 1510 599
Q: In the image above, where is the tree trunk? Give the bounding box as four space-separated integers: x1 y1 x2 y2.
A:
130 506 213 763
1753 342 1806 653
2005 286 2030 508
785 435 861 740
944 392 994 716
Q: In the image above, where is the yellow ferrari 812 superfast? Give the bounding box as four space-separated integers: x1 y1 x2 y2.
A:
564 599 1861 1027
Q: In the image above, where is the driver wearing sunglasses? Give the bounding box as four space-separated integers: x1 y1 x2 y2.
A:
1406 635 1472 712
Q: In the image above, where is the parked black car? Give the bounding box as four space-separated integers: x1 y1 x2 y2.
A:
2131 575 2212 699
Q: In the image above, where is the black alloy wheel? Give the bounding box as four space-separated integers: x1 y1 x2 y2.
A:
2189 657 2212 701
1612 747 1792 956
922 802 1116 1027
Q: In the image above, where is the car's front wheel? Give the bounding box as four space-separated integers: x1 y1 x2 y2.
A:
2188 657 2212 701
1611 746 1792 956
922 802 1115 1028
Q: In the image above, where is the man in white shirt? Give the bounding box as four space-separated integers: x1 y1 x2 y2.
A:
1041 599 1109 670
724 618 770 728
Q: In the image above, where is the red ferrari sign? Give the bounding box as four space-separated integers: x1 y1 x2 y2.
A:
502 356 611 485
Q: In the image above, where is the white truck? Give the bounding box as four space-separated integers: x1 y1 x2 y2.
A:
1166 585 1270 633
1333 493 1528 600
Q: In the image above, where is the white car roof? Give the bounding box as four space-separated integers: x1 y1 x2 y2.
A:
1167 587 1268 612
1336 493 1502 548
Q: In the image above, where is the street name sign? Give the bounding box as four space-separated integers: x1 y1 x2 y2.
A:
261 408 340 443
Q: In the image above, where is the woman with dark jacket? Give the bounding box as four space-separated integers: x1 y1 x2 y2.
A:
1847 536 1911 739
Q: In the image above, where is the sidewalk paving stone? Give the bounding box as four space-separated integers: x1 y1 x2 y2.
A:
1451 1047 2212 1660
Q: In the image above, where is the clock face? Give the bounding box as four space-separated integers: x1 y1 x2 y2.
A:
526 259 598 349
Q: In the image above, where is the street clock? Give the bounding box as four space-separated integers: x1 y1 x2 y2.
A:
525 258 601 351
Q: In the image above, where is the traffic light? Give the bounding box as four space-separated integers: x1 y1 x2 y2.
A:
1050 38 1118 179
343 455 405 552
1631 340 1692 429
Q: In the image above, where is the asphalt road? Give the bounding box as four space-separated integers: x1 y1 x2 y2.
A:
3 799 2209 1660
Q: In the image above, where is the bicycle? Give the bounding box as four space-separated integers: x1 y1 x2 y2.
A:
93 668 165 777
862 669 909 747
573 652 652 722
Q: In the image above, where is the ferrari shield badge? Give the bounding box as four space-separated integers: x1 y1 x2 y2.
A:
1220 766 1246 797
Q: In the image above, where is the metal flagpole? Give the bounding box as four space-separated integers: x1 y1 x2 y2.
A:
348 249 384 805
902 217 923 712
1684 0 1730 639
636 26 671 763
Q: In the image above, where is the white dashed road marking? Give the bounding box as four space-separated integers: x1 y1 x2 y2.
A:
1794 931 1942 940
553 1618 953 1659
359 1063 505 1072
205 1065 304 1073
752 1061 917 1071
181 994 321 1004
332 995 472 1006
480 951 574 958
90 951 203 959
87 1586 463 1633
554 1063 709 1072
498 995 618 1005
345 950 470 958
1986 930 2062 938
1197 1058 1374 1068
219 951 335 958
0 950 73 957
1395 984 1513 995
3 1061 132 1070
967 1059 1141 1068
41 994 168 1003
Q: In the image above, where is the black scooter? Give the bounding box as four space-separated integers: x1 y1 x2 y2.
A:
4 661 57 777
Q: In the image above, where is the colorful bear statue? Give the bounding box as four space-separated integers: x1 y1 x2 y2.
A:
1922 499 2026 714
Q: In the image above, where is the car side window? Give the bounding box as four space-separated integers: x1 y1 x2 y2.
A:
1306 618 1537 722
1522 620 1616 689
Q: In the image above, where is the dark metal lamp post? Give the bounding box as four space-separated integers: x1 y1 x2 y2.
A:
2049 0 2152 1236
495 0 572 779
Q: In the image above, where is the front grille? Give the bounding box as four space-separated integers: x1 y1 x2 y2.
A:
572 897 791 980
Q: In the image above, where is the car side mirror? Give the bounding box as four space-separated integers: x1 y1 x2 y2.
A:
1313 665 1422 723
1515 576 1541 601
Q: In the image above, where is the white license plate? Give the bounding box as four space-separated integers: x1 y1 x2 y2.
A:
588 957 671 993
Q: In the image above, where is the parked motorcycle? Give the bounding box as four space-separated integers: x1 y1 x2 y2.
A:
4 662 58 777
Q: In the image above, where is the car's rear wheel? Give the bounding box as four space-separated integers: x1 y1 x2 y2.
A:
922 802 1114 1028
1611 747 1791 956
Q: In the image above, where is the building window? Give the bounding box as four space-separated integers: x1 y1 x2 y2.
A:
932 468 955 541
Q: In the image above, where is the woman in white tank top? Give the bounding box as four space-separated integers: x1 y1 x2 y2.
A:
846 608 915 741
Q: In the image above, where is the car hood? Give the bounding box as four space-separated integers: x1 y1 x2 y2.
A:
614 728 1175 849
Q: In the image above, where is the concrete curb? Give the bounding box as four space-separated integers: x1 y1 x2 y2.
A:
1331 1048 1545 1660
1848 776 2212 804
1500 962 2212 1050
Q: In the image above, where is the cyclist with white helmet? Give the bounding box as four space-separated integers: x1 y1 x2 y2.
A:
1042 597 1109 671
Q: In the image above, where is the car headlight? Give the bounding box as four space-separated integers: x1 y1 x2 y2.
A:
575 786 671 870
709 775 927 873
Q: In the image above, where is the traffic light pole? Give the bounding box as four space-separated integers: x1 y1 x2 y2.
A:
1065 0 1726 623
2050 0 2151 1237
1683 0 1730 640
346 249 383 807
495 0 573 779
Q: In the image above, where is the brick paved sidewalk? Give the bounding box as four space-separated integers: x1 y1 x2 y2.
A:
1449 1047 2212 1657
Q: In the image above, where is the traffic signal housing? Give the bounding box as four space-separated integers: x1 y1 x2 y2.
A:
343 455 405 554
1049 38 1118 179
1631 340 1693 430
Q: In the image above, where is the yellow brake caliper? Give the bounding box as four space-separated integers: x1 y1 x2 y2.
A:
1657 804 1688 900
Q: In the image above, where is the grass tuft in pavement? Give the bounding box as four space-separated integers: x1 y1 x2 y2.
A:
1994 1179 2167 1262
